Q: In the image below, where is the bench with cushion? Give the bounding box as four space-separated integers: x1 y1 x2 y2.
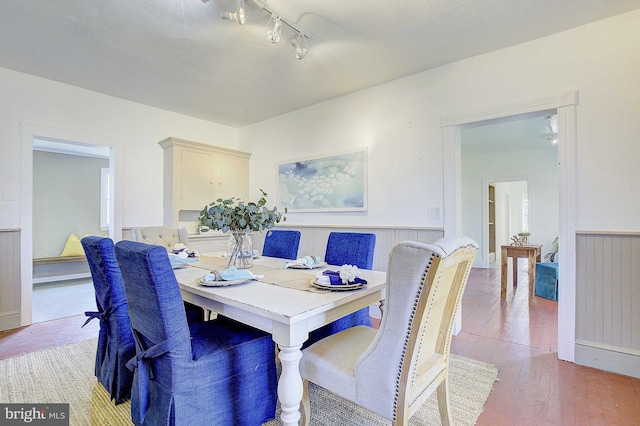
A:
33 233 92 283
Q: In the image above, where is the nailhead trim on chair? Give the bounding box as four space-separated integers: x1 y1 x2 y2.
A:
392 253 436 421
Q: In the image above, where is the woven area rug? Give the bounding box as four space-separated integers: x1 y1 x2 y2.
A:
0 339 498 425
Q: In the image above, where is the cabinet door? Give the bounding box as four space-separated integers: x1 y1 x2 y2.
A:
180 149 216 211
216 154 249 201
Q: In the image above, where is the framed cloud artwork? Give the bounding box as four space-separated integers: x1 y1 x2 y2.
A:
278 148 367 212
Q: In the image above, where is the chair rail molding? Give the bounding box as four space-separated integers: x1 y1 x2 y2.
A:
441 90 578 363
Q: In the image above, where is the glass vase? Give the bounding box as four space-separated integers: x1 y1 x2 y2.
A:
226 231 253 269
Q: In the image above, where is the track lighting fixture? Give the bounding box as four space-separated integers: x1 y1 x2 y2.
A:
266 16 282 43
221 0 246 25
291 33 307 60
209 0 310 60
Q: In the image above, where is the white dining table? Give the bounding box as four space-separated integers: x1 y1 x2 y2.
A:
173 254 386 426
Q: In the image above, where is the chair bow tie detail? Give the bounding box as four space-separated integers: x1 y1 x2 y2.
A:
126 329 190 424
81 300 126 328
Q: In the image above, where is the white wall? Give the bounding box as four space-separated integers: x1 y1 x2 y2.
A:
462 148 559 267
32 151 109 258
239 10 640 234
0 67 239 230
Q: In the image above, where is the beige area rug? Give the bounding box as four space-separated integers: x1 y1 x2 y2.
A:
0 339 498 425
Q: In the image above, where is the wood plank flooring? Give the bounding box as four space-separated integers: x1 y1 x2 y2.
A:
451 266 640 425
1 264 639 425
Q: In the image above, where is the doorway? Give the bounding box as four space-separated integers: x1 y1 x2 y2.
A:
488 180 530 268
31 138 110 322
442 91 578 362
19 123 124 328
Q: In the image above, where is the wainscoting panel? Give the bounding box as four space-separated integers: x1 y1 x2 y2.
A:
575 232 640 378
252 226 445 272
0 229 21 331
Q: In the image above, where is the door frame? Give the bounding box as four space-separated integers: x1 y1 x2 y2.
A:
482 177 532 268
20 123 124 326
442 91 577 362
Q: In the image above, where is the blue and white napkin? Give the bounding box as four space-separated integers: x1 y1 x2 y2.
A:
314 265 368 286
202 266 263 282
283 256 323 269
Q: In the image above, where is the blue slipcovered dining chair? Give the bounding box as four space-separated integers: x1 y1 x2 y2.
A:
305 232 376 348
131 226 205 323
114 240 277 426
81 236 136 404
262 229 301 260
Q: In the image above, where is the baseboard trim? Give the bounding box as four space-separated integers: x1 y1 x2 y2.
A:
33 272 92 285
575 340 640 379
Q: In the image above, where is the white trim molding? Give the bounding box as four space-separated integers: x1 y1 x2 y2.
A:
441 91 578 362
20 123 126 327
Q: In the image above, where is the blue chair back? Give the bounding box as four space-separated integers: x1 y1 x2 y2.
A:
325 232 376 269
81 236 135 404
115 240 192 358
305 232 377 349
262 230 301 260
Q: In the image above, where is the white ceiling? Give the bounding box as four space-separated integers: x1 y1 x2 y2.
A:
2 0 640 127
461 112 558 155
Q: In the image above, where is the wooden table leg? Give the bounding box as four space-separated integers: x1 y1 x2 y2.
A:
501 247 507 298
528 251 536 302
512 257 518 286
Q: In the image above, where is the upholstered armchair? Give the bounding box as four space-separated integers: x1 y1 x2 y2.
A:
130 226 188 251
115 240 277 426
81 236 136 404
300 237 478 425
262 229 301 260
304 232 376 347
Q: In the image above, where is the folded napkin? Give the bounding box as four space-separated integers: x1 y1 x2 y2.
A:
283 256 323 269
171 243 199 258
202 266 263 282
168 253 199 267
315 269 368 286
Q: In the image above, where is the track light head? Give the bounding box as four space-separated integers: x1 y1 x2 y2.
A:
291 34 308 60
221 0 245 25
266 17 282 43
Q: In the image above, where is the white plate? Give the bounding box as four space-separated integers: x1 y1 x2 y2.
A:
311 278 367 291
196 277 254 287
285 262 327 270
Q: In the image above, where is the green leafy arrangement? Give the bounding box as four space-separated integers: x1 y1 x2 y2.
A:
197 189 286 233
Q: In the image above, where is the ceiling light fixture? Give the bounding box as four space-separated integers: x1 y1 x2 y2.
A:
206 0 310 60
221 0 246 25
291 33 307 60
266 16 282 43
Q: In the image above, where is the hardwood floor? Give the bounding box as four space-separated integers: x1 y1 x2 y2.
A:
451 266 640 425
2 264 639 425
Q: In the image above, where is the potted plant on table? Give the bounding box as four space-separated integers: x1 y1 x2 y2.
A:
544 236 559 262
197 189 286 269
510 231 532 246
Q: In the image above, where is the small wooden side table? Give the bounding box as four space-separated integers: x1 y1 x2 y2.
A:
501 244 543 302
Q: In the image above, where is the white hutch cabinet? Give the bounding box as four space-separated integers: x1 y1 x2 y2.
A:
159 137 250 238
